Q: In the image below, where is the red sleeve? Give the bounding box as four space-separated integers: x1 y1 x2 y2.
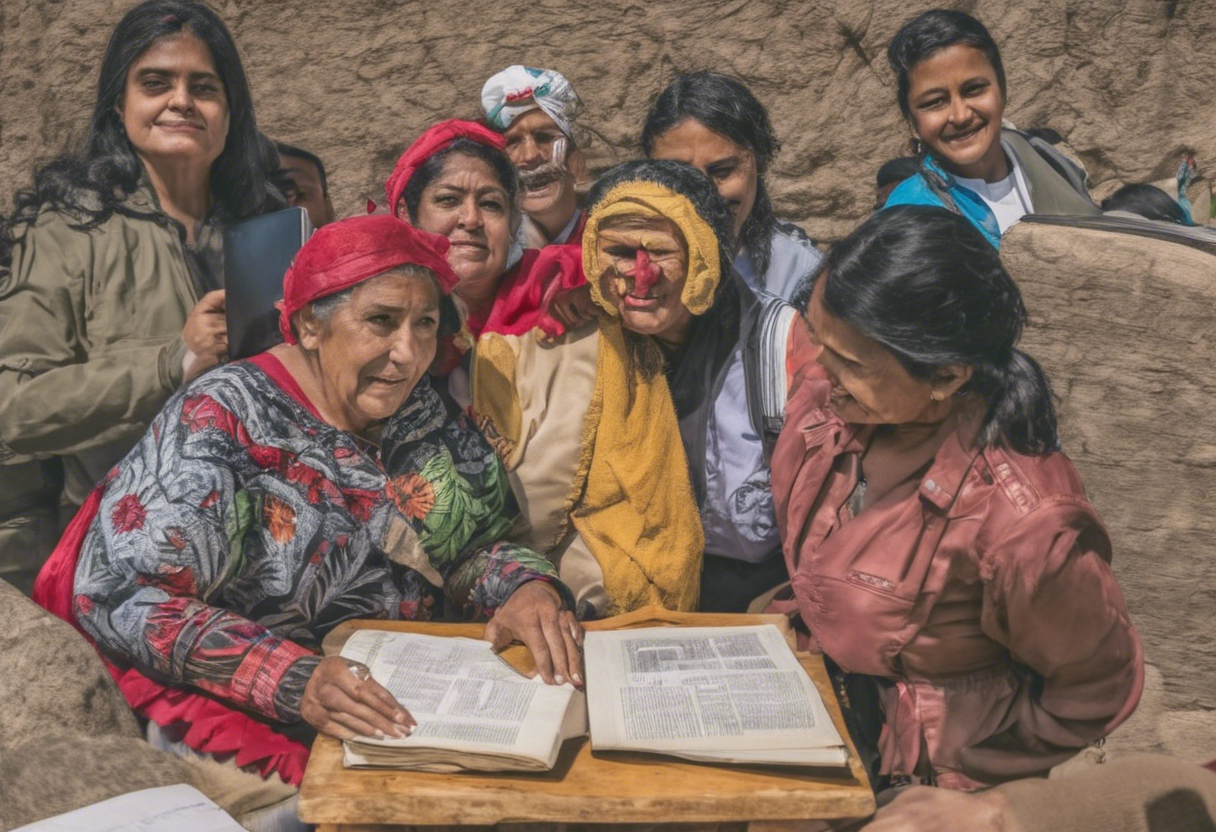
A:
479 245 586 338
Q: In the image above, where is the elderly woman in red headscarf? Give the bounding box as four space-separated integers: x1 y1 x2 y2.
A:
384 120 584 380
33 215 581 788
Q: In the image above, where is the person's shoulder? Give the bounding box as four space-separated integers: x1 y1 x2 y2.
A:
884 172 939 208
974 443 1103 530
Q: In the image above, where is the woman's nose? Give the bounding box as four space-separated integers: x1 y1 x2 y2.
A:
456 196 482 229
167 81 194 112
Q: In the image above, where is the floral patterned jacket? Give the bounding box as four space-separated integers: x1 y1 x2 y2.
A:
73 353 563 724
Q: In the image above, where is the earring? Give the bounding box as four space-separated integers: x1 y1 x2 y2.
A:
910 137 925 156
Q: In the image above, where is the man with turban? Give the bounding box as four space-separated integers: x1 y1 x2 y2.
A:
481 65 588 249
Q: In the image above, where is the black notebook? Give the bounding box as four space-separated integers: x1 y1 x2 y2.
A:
224 207 314 360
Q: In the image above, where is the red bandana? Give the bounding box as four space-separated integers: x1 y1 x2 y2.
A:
384 119 506 218
277 214 459 344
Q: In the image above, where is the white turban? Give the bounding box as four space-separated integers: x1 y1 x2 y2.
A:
481 65 582 139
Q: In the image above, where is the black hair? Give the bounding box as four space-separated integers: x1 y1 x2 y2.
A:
275 141 329 197
0 0 275 274
816 204 1059 456
1024 127 1064 145
641 71 779 281
1101 183 1193 226
876 157 922 189
887 9 1007 121
401 138 518 224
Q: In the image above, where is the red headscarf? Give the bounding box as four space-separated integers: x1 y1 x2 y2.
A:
277 214 460 344
384 119 506 219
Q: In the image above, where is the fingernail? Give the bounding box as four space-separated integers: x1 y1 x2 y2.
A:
555 674 565 685
374 729 386 739
572 673 582 685
394 712 408 724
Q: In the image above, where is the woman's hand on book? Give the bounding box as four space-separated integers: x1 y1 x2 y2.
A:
301 656 416 740
486 580 585 687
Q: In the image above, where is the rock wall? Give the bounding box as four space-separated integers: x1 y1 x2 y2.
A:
1006 221 1216 763
2 0 1214 238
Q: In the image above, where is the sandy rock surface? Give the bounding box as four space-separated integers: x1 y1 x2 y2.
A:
2 0 1214 238
1007 220 1216 762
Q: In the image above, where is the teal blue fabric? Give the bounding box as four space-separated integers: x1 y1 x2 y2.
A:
884 156 1003 248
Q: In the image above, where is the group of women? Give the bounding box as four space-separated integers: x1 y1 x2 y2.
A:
0 0 1146 827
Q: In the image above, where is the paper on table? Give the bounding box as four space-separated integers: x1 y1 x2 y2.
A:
10 784 244 832
339 629 583 769
584 624 847 765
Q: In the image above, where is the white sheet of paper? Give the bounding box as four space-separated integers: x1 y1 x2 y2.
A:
10 784 244 832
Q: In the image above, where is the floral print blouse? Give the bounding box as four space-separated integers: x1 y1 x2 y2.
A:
73 353 562 724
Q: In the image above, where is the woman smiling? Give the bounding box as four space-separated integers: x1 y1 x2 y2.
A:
385 120 582 372
883 9 1098 246
0 0 280 585
771 205 1141 790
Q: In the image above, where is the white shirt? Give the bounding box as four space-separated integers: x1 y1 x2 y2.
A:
956 158 1033 234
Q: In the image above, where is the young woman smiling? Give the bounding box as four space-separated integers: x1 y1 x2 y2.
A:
0 0 280 585
883 9 1098 247
643 72 824 302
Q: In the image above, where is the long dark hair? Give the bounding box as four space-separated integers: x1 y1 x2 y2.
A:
641 71 779 282
1101 183 1194 226
887 9 1007 122
400 138 519 225
0 0 274 272
817 205 1058 456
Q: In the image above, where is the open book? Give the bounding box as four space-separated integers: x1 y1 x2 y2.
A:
338 624 847 773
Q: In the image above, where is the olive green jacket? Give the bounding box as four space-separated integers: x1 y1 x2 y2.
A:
0 188 223 506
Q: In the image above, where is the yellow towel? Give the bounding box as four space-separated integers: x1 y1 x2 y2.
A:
567 319 703 612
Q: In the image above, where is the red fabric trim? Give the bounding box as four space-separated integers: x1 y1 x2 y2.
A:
475 243 586 339
32 481 311 785
247 352 324 421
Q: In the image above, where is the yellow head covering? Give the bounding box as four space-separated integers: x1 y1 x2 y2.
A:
582 181 723 317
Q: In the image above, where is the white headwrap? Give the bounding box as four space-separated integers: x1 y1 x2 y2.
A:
481 65 582 139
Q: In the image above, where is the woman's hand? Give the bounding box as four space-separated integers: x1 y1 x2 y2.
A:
300 655 416 741
182 289 228 382
861 786 1020 832
545 284 598 336
484 580 584 686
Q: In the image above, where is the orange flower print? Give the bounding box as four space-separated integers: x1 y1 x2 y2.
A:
263 495 296 544
389 473 436 521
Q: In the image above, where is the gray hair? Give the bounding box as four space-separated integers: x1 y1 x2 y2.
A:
294 264 441 336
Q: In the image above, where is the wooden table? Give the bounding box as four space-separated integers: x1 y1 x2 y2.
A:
299 606 875 830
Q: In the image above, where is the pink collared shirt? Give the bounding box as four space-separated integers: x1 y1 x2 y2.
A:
770 371 1144 789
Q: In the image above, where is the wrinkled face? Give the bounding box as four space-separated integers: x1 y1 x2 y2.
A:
279 155 334 227
596 214 694 346
650 118 757 242
119 32 230 171
503 108 575 217
907 44 1006 180
412 153 513 302
303 270 440 431
806 278 941 425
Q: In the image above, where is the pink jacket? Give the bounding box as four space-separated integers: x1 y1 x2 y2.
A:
770 372 1143 789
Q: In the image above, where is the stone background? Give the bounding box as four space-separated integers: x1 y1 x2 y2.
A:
2 0 1214 239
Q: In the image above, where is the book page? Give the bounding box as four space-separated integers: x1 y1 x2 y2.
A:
584 625 845 761
340 629 581 765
